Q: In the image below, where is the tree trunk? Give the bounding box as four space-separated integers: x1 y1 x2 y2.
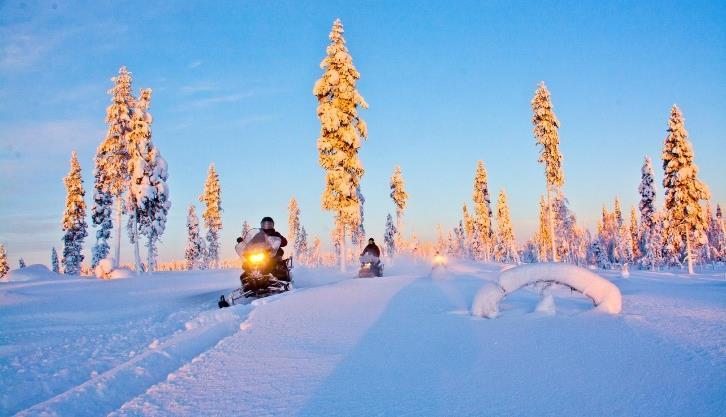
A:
132 213 141 274
339 224 347 273
546 186 559 262
147 237 154 274
686 228 694 275
114 197 122 268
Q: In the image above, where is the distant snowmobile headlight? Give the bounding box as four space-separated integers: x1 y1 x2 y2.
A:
249 252 265 264
434 255 446 264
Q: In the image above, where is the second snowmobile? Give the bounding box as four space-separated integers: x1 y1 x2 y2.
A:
358 253 384 278
218 228 293 308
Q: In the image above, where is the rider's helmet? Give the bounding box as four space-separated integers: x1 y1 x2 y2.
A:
261 217 275 230
368 238 375 244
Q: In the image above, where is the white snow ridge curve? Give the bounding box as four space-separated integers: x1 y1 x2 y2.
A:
471 263 622 318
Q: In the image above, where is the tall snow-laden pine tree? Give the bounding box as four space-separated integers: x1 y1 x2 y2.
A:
494 189 518 263
531 82 564 262
661 105 711 274
313 18 368 272
351 187 366 251
199 163 222 268
705 203 725 262
296 226 309 265
389 165 408 250
462 204 475 259
51 247 59 273
629 206 641 260
472 161 493 261
91 168 113 268
126 89 170 273
638 156 657 256
384 214 397 256
0 244 9 279
288 197 301 258
614 196 623 228
640 212 665 270
310 237 322 266
185 205 205 270
61 151 88 276
94 66 135 268
241 220 251 240
535 195 551 262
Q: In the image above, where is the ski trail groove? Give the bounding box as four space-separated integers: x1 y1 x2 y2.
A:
14 303 256 417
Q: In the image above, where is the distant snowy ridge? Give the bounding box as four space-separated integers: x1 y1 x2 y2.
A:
472 263 622 318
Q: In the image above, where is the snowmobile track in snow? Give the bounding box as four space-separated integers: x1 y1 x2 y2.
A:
13 293 293 417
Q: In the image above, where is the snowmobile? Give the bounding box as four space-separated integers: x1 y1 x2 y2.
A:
218 228 293 308
432 253 447 270
357 254 383 278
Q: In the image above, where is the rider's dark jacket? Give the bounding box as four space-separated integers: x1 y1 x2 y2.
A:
361 243 381 258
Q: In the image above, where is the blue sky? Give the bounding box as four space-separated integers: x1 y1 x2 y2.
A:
1 0 724 266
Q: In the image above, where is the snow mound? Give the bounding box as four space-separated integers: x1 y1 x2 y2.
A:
535 293 556 315
471 263 622 318
5 264 61 282
94 258 132 279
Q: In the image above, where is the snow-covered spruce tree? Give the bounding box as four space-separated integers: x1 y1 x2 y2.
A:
640 212 665 270
494 190 518 263
661 105 711 274
90 170 113 268
19 258 26 268
95 66 135 268
705 203 725 261
384 214 397 256
552 192 578 263
454 222 467 258
350 187 366 252
614 196 623 228
409 232 420 256
629 206 641 260
185 205 205 270
390 165 409 250
0 244 9 279
288 197 301 258
51 247 59 273
61 151 88 276
531 81 564 262
126 89 170 272
199 163 222 268
638 156 657 261
462 204 475 259
535 195 551 262
313 18 368 272
310 237 322 266
296 226 309 265
241 220 251 239
472 161 493 261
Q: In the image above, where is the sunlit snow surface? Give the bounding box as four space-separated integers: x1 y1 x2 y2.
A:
1 260 724 416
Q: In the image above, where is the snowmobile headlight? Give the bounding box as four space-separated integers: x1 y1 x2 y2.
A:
248 252 265 264
434 255 446 264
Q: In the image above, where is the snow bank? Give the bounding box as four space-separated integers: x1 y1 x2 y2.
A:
4 264 61 282
471 263 622 318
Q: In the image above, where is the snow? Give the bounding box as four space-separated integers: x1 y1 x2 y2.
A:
1 260 724 416
3 264 61 282
472 263 623 318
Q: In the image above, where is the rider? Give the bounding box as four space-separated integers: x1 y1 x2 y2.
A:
259 216 287 257
361 238 381 259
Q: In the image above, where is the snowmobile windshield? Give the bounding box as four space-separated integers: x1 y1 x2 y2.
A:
235 228 282 258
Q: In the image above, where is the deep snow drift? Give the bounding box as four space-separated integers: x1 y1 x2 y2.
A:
1 260 724 416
